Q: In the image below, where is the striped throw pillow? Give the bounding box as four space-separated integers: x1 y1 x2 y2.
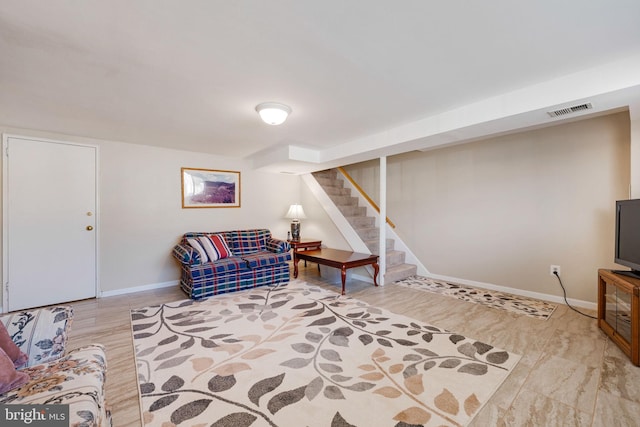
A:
199 234 232 261
187 238 209 263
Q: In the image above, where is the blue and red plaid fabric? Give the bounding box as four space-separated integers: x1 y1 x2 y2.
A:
173 229 292 299
190 257 249 277
172 244 200 264
180 264 290 299
175 230 290 265
243 252 291 269
231 229 269 255
267 237 291 253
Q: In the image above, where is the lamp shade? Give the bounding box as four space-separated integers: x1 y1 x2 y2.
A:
285 204 306 220
256 102 292 125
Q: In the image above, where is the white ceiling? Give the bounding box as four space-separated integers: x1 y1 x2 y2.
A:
1 1 640 173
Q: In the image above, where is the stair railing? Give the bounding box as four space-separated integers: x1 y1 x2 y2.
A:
337 167 396 228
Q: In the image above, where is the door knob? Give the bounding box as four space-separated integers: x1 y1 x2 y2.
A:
86 226 93 231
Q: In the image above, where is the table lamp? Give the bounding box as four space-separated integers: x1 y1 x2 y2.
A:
285 204 306 240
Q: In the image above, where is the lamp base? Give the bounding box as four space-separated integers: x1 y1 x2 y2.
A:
290 221 301 240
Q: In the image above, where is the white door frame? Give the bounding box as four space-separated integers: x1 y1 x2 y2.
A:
2 133 100 312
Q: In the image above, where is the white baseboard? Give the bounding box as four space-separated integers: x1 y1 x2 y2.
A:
335 270 596 310
426 273 597 310
100 280 179 298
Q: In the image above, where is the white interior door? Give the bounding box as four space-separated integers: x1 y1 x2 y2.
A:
3 136 97 311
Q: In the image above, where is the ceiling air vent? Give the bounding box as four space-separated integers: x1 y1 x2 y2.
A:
547 102 593 117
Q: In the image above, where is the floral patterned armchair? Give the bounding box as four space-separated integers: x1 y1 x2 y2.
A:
0 306 111 427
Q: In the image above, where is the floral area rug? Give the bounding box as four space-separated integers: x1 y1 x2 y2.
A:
131 280 520 427
395 276 557 320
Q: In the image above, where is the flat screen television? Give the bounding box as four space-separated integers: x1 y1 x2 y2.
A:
615 199 640 278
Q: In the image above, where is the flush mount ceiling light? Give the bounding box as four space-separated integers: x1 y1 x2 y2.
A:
255 102 292 125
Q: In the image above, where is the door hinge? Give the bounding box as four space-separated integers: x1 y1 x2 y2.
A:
5 146 8 157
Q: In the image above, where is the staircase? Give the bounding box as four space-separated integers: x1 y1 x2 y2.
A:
312 169 417 283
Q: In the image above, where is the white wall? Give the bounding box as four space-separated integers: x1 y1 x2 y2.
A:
97 141 299 292
0 126 313 298
345 112 631 303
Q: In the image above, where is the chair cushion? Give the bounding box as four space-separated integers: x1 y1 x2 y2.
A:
0 344 109 426
0 306 73 367
243 252 292 269
232 229 270 255
190 257 250 278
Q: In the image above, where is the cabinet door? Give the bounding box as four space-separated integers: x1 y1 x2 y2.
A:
607 283 632 342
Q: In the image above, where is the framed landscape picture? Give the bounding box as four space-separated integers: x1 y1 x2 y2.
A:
181 167 241 208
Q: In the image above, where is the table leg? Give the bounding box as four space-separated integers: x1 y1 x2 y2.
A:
341 266 347 295
293 255 300 278
372 262 379 287
298 249 307 267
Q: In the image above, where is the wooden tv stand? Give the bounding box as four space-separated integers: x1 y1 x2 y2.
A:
597 269 640 365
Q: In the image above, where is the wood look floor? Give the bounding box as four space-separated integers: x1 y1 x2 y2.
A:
66 264 640 426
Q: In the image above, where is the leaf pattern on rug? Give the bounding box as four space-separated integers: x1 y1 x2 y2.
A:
132 281 520 426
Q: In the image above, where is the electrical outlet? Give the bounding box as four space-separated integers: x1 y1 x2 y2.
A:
550 265 561 276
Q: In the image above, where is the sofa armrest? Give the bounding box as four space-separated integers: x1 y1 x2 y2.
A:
172 244 203 266
0 306 73 367
266 237 291 253
0 344 110 426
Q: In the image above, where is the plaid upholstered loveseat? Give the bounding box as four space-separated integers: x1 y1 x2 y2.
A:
172 229 291 299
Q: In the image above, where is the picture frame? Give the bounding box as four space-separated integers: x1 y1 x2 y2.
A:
181 167 241 208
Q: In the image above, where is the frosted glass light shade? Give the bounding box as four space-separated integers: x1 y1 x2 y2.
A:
256 102 292 125
285 204 306 220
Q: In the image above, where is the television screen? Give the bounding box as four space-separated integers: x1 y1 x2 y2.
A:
615 199 640 274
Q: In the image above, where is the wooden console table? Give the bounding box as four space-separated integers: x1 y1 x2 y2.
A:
288 238 322 253
293 248 379 295
288 238 322 268
597 269 640 365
